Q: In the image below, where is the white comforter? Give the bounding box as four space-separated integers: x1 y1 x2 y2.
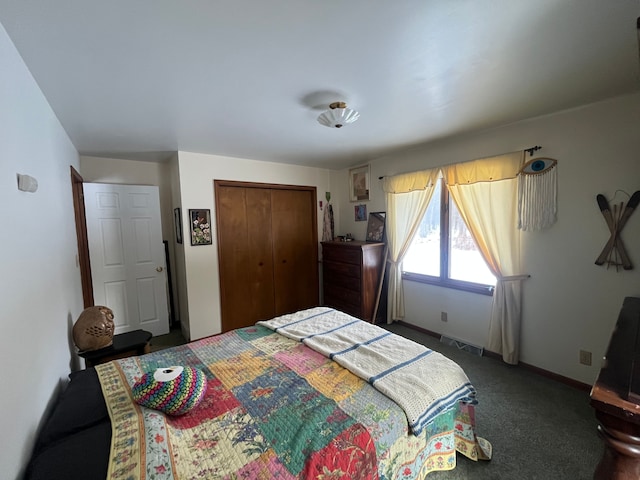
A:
258 307 476 436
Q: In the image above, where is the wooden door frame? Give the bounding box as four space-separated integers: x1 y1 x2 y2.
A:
214 179 319 194
70 166 94 308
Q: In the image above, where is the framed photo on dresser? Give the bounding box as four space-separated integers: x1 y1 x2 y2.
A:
366 211 386 242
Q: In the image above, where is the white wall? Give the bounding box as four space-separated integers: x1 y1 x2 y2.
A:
0 23 84 479
176 151 331 340
334 92 640 385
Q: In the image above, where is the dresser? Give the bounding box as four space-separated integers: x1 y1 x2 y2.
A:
321 241 386 323
590 297 640 480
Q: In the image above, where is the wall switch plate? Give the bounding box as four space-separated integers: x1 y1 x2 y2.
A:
441 311 448 322
579 350 592 366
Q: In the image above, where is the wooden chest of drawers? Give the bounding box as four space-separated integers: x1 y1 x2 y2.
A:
321 241 385 322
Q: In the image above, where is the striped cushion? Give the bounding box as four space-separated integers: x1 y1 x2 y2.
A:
132 366 207 415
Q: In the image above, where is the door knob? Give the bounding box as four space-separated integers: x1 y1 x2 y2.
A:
156 266 164 272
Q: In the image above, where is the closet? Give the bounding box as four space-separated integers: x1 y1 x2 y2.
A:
215 180 319 332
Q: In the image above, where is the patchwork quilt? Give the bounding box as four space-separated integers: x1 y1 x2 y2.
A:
96 318 490 480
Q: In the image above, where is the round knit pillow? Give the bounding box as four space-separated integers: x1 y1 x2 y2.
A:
132 366 207 416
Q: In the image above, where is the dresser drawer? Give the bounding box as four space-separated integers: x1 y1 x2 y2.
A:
325 299 361 319
324 283 361 309
323 260 361 280
320 241 385 323
322 244 362 265
323 268 360 291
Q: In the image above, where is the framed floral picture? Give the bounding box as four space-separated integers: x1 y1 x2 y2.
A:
189 209 212 246
349 164 370 202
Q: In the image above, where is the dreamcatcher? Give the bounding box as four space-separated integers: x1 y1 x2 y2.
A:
517 157 558 231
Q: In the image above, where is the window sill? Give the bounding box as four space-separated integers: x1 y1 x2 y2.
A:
402 272 494 296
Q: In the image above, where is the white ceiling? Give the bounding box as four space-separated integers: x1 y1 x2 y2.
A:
1 1 639 169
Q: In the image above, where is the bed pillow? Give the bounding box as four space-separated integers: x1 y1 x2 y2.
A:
26 420 111 480
132 366 207 415
35 368 109 452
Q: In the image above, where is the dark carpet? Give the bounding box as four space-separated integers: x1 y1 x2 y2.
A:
383 323 602 480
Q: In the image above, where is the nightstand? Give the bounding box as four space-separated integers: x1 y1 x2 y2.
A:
79 329 152 367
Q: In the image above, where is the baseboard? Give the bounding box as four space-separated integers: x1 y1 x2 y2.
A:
396 320 592 393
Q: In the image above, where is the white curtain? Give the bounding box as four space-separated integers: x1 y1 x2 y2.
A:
442 151 527 364
382 168 440 323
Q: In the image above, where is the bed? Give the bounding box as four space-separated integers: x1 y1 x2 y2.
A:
26 307 491 480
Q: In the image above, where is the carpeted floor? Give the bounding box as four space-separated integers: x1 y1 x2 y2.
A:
383 322 602 480
149 326 188 352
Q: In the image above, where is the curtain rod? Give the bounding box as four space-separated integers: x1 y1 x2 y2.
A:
377 145 543 179
524 145 542 156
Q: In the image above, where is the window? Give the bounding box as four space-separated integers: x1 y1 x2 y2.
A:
402 179 496 295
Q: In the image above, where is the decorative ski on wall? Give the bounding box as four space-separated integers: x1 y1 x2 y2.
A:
595 191 639 271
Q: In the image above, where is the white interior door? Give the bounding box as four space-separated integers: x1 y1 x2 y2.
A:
84 183 170 336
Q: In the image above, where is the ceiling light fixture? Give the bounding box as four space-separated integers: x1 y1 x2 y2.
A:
317 101 360 128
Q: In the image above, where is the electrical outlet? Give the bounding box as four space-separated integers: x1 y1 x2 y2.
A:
441 311 448 322
579 350 592 366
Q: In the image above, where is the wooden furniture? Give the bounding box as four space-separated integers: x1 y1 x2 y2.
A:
321 240 386 323
215 180 319 332
590 297 640 480
79 329 152 367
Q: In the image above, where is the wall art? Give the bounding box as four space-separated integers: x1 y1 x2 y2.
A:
189 209 212 246
355 204 367 222
349 164 370 202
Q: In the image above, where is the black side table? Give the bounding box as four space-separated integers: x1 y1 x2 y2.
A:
79 329 152 367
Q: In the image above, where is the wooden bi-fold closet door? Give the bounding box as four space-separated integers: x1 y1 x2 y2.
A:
215 181 319 332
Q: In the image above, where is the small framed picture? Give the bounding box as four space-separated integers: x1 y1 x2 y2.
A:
355 204 367 222
366 211 386 242
349 164 370 202
189 209 212 246
174 208 183 244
